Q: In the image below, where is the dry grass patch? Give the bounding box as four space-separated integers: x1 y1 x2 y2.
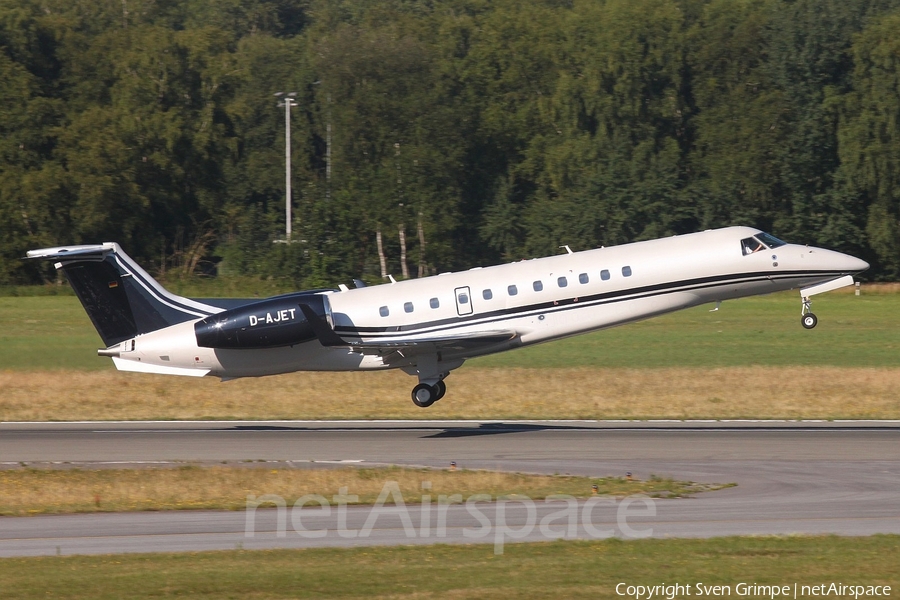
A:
0 466 723 516
1 366 898 421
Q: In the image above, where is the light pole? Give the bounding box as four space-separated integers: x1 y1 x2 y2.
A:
274 92 298 242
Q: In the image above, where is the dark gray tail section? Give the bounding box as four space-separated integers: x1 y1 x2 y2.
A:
27 244 219 347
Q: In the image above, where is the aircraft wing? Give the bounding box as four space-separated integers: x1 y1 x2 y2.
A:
297 304 517 360
343 330 518 358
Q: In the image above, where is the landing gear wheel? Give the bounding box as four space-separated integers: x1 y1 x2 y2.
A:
412 383 437 408
801 313 818 329
433 380 447 401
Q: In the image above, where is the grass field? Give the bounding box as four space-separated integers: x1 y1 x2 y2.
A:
0 466 722 516
1 290 898 420
0 536 896 599
2 289 900 371
476 287 900 369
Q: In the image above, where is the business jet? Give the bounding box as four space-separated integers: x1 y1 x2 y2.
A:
28 227 868 407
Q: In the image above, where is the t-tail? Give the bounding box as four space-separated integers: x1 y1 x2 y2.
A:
26 244 221 348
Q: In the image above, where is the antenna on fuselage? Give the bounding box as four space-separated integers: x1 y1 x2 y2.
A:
559 245 573 255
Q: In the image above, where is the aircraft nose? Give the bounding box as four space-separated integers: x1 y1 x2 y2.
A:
831 251 869 274
850 256 869 273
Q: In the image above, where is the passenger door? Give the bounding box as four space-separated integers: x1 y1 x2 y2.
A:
454 286 473 316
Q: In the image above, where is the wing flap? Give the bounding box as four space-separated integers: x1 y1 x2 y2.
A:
350 330 518 355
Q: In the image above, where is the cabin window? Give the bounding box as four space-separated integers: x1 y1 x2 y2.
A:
508 284 518 296
404 302 414 313
483 289 493 300
458 293 469 305
558 276 568 288
600 269 611 281
533 280 543 292
379 306 390 317
579 273 589 284
430 297 440 309
622 266 632 277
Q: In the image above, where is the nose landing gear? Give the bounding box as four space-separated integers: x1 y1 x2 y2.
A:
801 296 817 329
801 312 818 329
798 275 858 330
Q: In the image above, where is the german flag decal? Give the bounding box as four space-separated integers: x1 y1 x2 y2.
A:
108 281 119 289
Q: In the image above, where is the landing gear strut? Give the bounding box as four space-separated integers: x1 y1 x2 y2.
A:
411 379 447 408
801 296 817 329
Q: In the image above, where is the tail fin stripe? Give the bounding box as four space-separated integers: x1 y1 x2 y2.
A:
110 255 217 318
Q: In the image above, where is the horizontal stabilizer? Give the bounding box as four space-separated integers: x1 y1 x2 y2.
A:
112 357 210 377
25 245 112 262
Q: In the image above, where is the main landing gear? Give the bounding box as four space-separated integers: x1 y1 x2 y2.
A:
405 358 460 408
800 296 817 329
411 380 447 408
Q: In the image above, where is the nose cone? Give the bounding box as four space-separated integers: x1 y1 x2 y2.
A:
818 248 869 274
847 255 870 274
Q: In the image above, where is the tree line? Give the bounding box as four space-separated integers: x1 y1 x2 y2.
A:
2 0 900 286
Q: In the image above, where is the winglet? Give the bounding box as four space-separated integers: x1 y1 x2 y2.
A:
298 304 348 347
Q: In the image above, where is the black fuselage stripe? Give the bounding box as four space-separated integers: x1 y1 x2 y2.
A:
334 270 843 338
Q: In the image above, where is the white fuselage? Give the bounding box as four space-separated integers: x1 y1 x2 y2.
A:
112 227 866 379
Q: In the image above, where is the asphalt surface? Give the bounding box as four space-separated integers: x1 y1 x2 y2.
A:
1 420 899 556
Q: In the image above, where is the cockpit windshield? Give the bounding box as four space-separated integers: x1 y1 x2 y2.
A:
756 232 786 249
741 231 786 255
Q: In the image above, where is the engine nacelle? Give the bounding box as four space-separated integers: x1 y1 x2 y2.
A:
194 294 327 349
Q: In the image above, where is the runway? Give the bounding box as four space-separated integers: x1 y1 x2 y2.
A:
1 420 899 556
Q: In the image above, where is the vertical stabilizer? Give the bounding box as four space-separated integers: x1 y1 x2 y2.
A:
26 243 221 347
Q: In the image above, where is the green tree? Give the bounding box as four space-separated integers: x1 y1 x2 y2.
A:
518 0 688 254
685 0 782 229
838 11 900 277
